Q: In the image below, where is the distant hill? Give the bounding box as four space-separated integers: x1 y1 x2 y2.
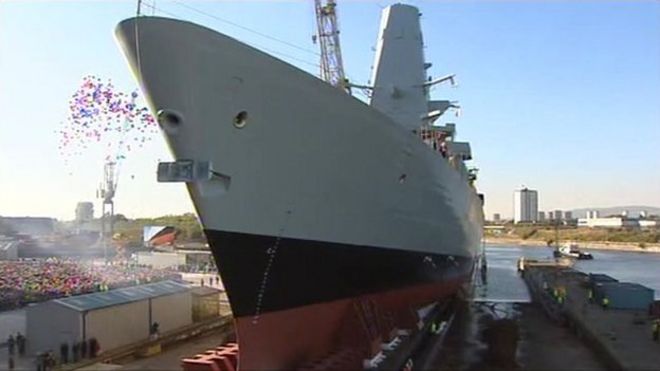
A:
571 206 660 218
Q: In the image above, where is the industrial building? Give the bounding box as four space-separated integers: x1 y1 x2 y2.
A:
0 237 18 260
26 280 191 355
538 211 546 222
578 217 628 228
553 209 562 221
75 202 94 224
492 213 501 222
0 217 55 236
191 286 222 322
514 188 538 224
585 210 600 219
578 216 658 228
135 251 186 269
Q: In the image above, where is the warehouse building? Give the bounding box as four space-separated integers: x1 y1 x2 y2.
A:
191 286 222 322
135 251 186 269
0 217 55 236
577 216 659 229
26 280 191 355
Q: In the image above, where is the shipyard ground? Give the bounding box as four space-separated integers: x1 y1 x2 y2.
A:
522 263 660 371
12 265 653 371
100 300 606 371
115 332 229 370
516 304 604 370
411 301 605 370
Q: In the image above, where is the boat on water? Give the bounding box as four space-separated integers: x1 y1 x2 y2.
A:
116 4 484 369
554 242 594 260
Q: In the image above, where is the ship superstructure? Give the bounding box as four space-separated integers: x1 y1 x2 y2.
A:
116 3 483 369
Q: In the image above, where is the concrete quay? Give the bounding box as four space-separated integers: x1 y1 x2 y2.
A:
522 263 660 371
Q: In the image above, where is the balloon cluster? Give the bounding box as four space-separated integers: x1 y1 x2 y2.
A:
58 75 158 163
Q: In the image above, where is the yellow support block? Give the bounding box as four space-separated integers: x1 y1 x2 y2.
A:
137 343 162 358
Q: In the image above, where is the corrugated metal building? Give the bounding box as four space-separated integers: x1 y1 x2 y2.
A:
26 280 191 355
191 286 221 322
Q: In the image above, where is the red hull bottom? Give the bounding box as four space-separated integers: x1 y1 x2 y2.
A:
234 278 466 370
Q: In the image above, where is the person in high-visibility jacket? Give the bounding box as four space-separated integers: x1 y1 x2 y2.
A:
602 296 610 309
430 322 438 335
652 319 660 342
588 289 594 303
559 287 567 304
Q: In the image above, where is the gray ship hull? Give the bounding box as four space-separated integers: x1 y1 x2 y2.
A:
116 14 483 369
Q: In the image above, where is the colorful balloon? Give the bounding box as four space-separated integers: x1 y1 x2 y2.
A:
58 75 158 164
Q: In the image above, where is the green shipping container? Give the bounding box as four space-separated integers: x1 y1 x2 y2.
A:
594 282 654 310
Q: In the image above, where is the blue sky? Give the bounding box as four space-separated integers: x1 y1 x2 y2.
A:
1 1 659 220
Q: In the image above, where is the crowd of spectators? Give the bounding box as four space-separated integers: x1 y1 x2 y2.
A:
0 258 181 311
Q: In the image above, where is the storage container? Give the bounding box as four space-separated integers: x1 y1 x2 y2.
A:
588 273 618 289
593 282 654 310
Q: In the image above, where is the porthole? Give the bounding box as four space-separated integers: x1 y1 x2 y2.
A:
234 111 248 129
156 109 183 134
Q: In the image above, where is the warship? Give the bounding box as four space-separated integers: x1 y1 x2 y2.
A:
117 3 484 369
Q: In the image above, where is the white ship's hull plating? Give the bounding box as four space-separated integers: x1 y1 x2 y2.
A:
116 17 483 260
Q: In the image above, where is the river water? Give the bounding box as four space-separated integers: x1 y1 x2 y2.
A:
479 244 660 302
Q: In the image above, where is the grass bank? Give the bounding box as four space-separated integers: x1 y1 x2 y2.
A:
485 226 660 253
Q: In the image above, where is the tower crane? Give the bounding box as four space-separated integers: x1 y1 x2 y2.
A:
313 0 350 94
97 161 117 262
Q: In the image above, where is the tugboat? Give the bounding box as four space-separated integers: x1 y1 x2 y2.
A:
554 242 594 260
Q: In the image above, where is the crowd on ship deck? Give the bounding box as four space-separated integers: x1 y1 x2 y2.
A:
0 259 181 311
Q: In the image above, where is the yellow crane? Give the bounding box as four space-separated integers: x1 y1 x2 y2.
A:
313 0 350 93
